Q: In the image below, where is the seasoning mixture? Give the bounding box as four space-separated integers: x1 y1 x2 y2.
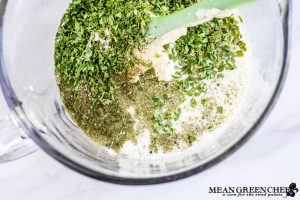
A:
55 0 248 156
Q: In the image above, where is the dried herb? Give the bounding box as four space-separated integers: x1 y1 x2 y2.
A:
188 134 197 143
55 0 247 152
168 16 247 101
55 0 202 106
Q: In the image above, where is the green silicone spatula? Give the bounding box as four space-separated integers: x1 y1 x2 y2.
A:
146 0 256 37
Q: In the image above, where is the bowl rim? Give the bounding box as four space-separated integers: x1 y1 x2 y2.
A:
0 0 292 185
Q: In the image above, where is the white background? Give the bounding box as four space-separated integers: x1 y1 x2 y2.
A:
0 1 299 200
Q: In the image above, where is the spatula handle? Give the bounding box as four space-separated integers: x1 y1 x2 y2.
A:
146 0 256 37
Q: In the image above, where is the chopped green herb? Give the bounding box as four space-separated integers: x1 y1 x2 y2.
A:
190 98 197 108
154 53 162 58
217 73 224 79
236 50 244 57
188 134 197 143
201 98 209 105
154 112 164 126
165 107 182 121
217 106 224 114
238 15 244 23
151 95 166 109
163 43 170 51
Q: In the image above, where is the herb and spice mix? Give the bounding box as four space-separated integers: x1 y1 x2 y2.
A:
55 0 249 157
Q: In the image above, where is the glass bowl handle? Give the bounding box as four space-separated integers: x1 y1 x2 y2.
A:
0 0 38 163
0 115 37 163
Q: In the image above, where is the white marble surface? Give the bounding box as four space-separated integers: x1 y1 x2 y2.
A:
0 2 300 200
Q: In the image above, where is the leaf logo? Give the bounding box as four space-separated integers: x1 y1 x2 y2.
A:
287 183 299 197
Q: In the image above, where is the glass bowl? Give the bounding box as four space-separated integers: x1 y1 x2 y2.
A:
0 0 292 184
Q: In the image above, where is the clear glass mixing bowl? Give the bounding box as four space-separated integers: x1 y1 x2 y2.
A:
0 0 292 184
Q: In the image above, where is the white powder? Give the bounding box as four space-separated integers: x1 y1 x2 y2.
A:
128 38 176 82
